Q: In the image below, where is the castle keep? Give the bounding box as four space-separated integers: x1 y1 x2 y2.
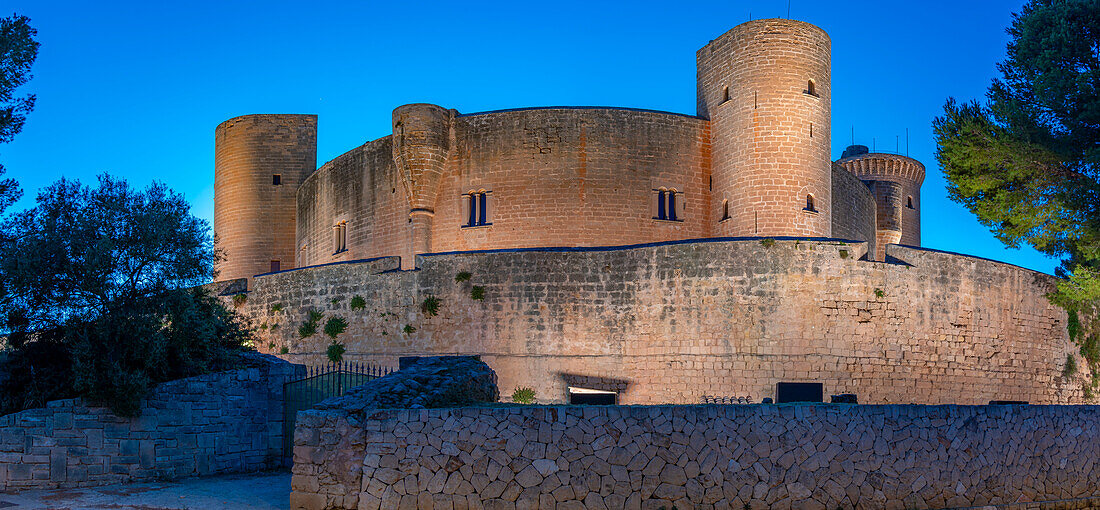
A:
214 20 1082 405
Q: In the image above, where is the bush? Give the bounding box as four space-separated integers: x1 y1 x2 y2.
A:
324 316 348 339
298 320 317 338
270 303 283 314
1064 353 1078 378
512 387 536 404
421 295 441 316
349 295 366 311
455 271 472 283
326 342 345 363
874 288 885 298
760 238 776 248
470 286 486 300
403 324 416 334
232 293 247 307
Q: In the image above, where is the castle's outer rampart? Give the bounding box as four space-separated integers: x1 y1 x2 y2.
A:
236 239 1081 405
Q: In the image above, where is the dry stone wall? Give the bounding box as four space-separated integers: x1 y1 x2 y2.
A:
291 403 1100 510
241 239 1082 406
0 354 297 491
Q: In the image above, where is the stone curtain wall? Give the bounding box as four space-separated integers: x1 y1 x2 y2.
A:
243 239 1080 406
291 404 1100 510
0 354 297 491
830 163 876 256
294 107 712 270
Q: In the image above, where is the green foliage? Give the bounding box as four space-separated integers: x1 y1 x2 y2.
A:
421 295 441 316
330 297 341 306
349 295 366 311
326 342 345 363
839 249 849 259
1064 353 1078 378
279 346 289 355
298 310 322 339
0 14 38 212
874 288 885 299
270 303 283 314
1080 334 1100 368
933 1 1100 273
470 286 485 301
511 387 536 404
1068 308 1083 343
0 173 246 417
455 271 472 283
232 293 247 306
403 324 416 334
259 322 268 331
760 238 776 248
324 316 348 339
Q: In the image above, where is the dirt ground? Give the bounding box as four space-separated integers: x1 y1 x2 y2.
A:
0 470 290 510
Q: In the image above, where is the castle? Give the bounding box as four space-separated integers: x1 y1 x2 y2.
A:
214 20 1082 405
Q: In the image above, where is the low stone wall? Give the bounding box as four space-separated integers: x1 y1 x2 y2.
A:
0 353 298 491
292 403 1100 510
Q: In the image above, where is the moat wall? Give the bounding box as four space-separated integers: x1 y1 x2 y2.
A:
291 404 1100 510
240 239 1082 406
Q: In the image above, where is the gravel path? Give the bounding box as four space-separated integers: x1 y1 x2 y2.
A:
0 470 290 510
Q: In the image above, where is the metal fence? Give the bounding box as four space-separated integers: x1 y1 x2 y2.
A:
282 361 393 462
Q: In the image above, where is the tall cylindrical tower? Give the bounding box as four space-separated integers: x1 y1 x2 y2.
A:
392 104 452 268
698 19 831 237
214 114 317 284
835 145 925 261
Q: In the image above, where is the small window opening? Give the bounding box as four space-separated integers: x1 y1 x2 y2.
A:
721 86 730 103
806 80 817 97
463 191 491 227
720 200 730 222
568 387 617 405
653 189 683 222
270 260 281 273
907 196 914 209
332 222 347 254
804 194 817 212
810 123 813 138
272 174 282 186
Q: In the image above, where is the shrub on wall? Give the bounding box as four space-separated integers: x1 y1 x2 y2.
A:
298 310 322 339
421 295 441 316
512 387 536 404
349 295 366 311
403 324 416 334
324 316 348 339
326 342 345 363
455 271 472 283
470 286 486 300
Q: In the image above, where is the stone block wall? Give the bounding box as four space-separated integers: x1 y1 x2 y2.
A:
291 403 1100 510
241 238 1081 406
830 163 876 257
0 353 298 491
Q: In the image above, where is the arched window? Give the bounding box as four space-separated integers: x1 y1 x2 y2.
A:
653 188 683 222
463 190 491 227
805 194 816 212
722 86 730 103
720 200 730 222
332 222 347 254
806 80 817 97
907 196 914 209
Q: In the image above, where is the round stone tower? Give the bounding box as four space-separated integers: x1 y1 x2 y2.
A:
213 114 317 284
698 19 832 237
391 104 453 269
835 145 925 261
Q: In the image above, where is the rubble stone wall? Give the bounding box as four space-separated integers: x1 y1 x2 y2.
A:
291 403 1100 510
0 354 298 491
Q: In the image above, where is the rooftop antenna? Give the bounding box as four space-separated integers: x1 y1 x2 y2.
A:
873 137 876 152
787 0 792 19
906 128 910 156
851 126 854 146
896 135 899 154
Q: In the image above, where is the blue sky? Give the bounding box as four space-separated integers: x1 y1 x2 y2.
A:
2 0 1056 273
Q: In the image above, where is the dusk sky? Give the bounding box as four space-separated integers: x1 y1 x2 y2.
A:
1 0 1052 273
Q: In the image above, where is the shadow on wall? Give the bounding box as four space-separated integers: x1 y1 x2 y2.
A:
558 373 630 405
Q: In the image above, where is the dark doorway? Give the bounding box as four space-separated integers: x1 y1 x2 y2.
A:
776 382 823 403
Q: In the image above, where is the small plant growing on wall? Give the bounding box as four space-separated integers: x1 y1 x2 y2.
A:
331 297 342 306
512 387 536 404
760 238 776 248
1064 354 1078 378
270 303 284 314
350 295 366 311
403 324 416 334
233 293 248 307
839 249 850 259
874 288 885 298
279 346 289 355
422 295 441 316
470 286 486 300
455 271 472 283
326 341 346 363
298 309 323 338
324 316 348 339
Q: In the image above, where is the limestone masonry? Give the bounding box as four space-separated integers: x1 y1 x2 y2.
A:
213 19 1082 405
